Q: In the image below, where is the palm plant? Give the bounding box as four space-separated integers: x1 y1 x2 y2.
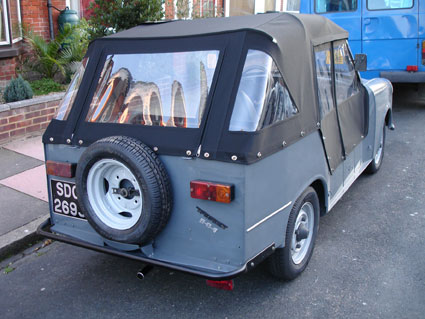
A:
24 22 90 81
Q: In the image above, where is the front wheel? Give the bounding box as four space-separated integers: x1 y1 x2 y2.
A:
365 124 386 174
267 187 320 280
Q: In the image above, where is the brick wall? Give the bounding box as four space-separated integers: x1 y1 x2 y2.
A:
0 57 19 84
0 93 63 144
21 0 67 40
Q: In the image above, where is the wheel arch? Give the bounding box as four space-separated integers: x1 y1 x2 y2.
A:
310 178 328 216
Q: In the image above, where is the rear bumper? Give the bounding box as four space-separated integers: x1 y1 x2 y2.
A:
380 71 425 83
37 218 274 280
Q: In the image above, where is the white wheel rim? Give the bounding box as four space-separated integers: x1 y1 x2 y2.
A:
374 128 384 165
291 202 314 265
87 159 143 230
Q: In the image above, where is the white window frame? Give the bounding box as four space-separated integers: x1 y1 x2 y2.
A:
0 0 23 45
225 0 280 17
11 0 22 43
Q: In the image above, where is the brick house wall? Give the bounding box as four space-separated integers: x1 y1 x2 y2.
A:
0 0 66 86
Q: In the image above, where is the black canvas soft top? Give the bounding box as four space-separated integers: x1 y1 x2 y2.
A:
44 13 353 164
105 12 348 47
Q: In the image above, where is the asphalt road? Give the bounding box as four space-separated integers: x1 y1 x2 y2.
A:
1 84 424 319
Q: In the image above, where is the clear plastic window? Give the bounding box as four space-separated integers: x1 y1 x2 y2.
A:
334 40 360 104
314 43 334 119
367 0 413 10
54 57 89 121
316 0 357 13
229 50 298 132
85 50 219 128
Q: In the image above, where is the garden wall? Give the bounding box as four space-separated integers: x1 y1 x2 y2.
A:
0 93 64 144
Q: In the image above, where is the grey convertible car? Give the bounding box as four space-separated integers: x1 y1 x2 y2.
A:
38 12 393 288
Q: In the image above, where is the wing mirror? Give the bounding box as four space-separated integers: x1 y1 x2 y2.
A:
354 54 367 71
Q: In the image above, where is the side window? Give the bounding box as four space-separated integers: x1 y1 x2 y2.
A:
368 0 413 10
314 43 334 119
229 50 298 132
333 40 360 104
316 0 357 13
54 57 89 121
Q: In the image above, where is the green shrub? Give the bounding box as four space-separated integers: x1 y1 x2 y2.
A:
3 76 34 103
88 0 164 39
30 78 64 96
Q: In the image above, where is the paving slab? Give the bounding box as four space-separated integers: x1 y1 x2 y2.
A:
0 185 48 236
0 149 43 180
3 135 44 161
0 165 48 202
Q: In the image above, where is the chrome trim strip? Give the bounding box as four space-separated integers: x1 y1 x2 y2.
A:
246 201 292 233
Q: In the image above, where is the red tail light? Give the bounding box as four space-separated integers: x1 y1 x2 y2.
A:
206 280 234 290
190 180 234 203
46 160 76 178
406 65 418 72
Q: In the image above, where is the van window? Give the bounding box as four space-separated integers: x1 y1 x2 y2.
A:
367 0 413 10
316 0 357 13
85 50 219 128
314 43 334 119
333 40 360 104
229 50 298 132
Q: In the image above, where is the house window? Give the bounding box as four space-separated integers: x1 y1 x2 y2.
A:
0 0 22 45
225 0 280 16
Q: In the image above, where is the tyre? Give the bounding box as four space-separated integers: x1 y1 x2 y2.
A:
365 124 386 174
75 136 172 245
267 187 319 280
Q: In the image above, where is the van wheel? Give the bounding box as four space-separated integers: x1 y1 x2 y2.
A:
75 136 172 245
267 187 319 280
365 124 386 174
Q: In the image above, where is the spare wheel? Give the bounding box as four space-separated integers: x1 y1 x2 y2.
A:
75 136 172 245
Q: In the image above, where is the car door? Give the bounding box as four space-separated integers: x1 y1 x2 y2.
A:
314 43 344 198
333 40 367 184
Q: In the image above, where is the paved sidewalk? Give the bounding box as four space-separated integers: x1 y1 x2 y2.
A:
0 135 49 259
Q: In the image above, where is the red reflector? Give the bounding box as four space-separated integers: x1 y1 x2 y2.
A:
46 160 76 178
406 65 418 72
190 180 234 203
206 280 234 290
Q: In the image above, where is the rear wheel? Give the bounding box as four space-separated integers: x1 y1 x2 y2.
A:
267 187 319 280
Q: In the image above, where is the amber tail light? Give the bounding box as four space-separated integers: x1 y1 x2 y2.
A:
46 160 76 178
190 180 234 203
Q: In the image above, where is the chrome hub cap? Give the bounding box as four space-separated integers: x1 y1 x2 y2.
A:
291 202 314 264
87 159 143 230
374 130 384 165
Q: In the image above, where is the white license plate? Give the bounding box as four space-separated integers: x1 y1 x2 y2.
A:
50 180 85 219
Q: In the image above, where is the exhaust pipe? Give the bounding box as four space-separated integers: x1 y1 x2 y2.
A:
136 265 154 280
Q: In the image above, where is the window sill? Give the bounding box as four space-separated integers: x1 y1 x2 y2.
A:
0 41 24 59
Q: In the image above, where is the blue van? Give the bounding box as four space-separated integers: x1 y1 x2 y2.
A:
299 0 425 82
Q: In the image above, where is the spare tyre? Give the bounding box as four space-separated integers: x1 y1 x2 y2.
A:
75 136 172 245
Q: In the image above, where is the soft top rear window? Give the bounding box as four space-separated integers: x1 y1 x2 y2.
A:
85 50 219 128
